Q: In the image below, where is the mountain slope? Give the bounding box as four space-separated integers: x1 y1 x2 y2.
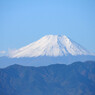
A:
0 61 95 95
9 35 91 58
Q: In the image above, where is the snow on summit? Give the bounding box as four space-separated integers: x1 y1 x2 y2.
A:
9 35 91 58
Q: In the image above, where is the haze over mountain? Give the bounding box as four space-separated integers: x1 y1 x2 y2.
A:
9 35 93 58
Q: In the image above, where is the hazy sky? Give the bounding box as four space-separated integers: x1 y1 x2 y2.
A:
0 0 95 56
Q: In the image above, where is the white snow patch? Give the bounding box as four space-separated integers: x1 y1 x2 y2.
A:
9 35 92 58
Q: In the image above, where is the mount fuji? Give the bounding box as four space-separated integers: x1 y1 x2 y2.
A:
0 35 95 68
9 35 92 58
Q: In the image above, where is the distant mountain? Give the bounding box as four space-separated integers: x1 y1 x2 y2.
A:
0 61 95 95
0 35 95 68
9 35 93 58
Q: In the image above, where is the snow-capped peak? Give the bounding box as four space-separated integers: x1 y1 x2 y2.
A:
9 35 91 58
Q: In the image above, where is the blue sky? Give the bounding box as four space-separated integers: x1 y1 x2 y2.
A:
0 0 95 56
